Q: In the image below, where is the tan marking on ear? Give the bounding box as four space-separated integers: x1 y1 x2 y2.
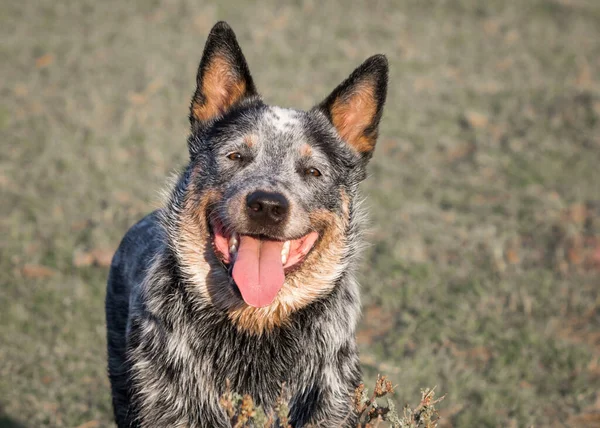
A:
330 81 378 153
244 135 256 148
300 143 312 157
177 176 351 336
191 55 248 123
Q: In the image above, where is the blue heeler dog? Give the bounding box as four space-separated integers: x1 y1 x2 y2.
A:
106 21 388 427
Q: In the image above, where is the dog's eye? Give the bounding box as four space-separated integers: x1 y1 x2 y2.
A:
227 152 243 161
305 167 321 177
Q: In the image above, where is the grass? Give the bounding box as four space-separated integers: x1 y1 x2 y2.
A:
1 0 599 426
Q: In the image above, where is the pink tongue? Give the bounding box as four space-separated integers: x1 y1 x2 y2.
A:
232 236 285 308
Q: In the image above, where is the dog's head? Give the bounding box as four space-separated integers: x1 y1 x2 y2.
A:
171 22 387 332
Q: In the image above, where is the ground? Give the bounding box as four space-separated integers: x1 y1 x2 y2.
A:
1 0 599 427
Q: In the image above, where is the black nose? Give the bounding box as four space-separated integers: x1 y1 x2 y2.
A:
246 191 289 225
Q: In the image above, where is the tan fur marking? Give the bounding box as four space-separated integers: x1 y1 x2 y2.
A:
244 135 256 148
330 81 378 153
177 180 223 297
191 55 247 122
300 143 312 157
177 174 351 335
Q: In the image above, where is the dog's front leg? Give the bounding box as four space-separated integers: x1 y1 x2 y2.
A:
289 347 361 427
125 316 230 428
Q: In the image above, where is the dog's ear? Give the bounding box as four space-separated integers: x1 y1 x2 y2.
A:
316 55 388 159
190 22 257 130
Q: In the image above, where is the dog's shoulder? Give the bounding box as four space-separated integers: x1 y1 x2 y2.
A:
107 210 165 304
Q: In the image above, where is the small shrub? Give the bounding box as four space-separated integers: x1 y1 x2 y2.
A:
219 375 445 427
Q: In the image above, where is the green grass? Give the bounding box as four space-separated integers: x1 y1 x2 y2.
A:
1 0 599 426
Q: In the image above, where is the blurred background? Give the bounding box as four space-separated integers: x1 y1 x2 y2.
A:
1 0 599 426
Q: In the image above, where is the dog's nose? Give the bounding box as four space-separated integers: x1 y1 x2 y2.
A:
246 191 289 225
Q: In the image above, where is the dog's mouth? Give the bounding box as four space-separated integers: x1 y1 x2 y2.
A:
210 218 319 308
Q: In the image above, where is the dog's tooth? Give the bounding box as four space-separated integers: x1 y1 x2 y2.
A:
281 241 291 264
229 233 239 254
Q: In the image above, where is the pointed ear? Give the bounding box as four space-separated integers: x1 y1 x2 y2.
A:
190 22 257 129
317 55 388 157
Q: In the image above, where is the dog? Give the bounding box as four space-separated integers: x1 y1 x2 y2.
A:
105 21 388 427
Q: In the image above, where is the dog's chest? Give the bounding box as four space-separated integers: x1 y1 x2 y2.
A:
179 318 321 407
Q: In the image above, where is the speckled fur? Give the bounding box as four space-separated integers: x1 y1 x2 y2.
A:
106 22 387 427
